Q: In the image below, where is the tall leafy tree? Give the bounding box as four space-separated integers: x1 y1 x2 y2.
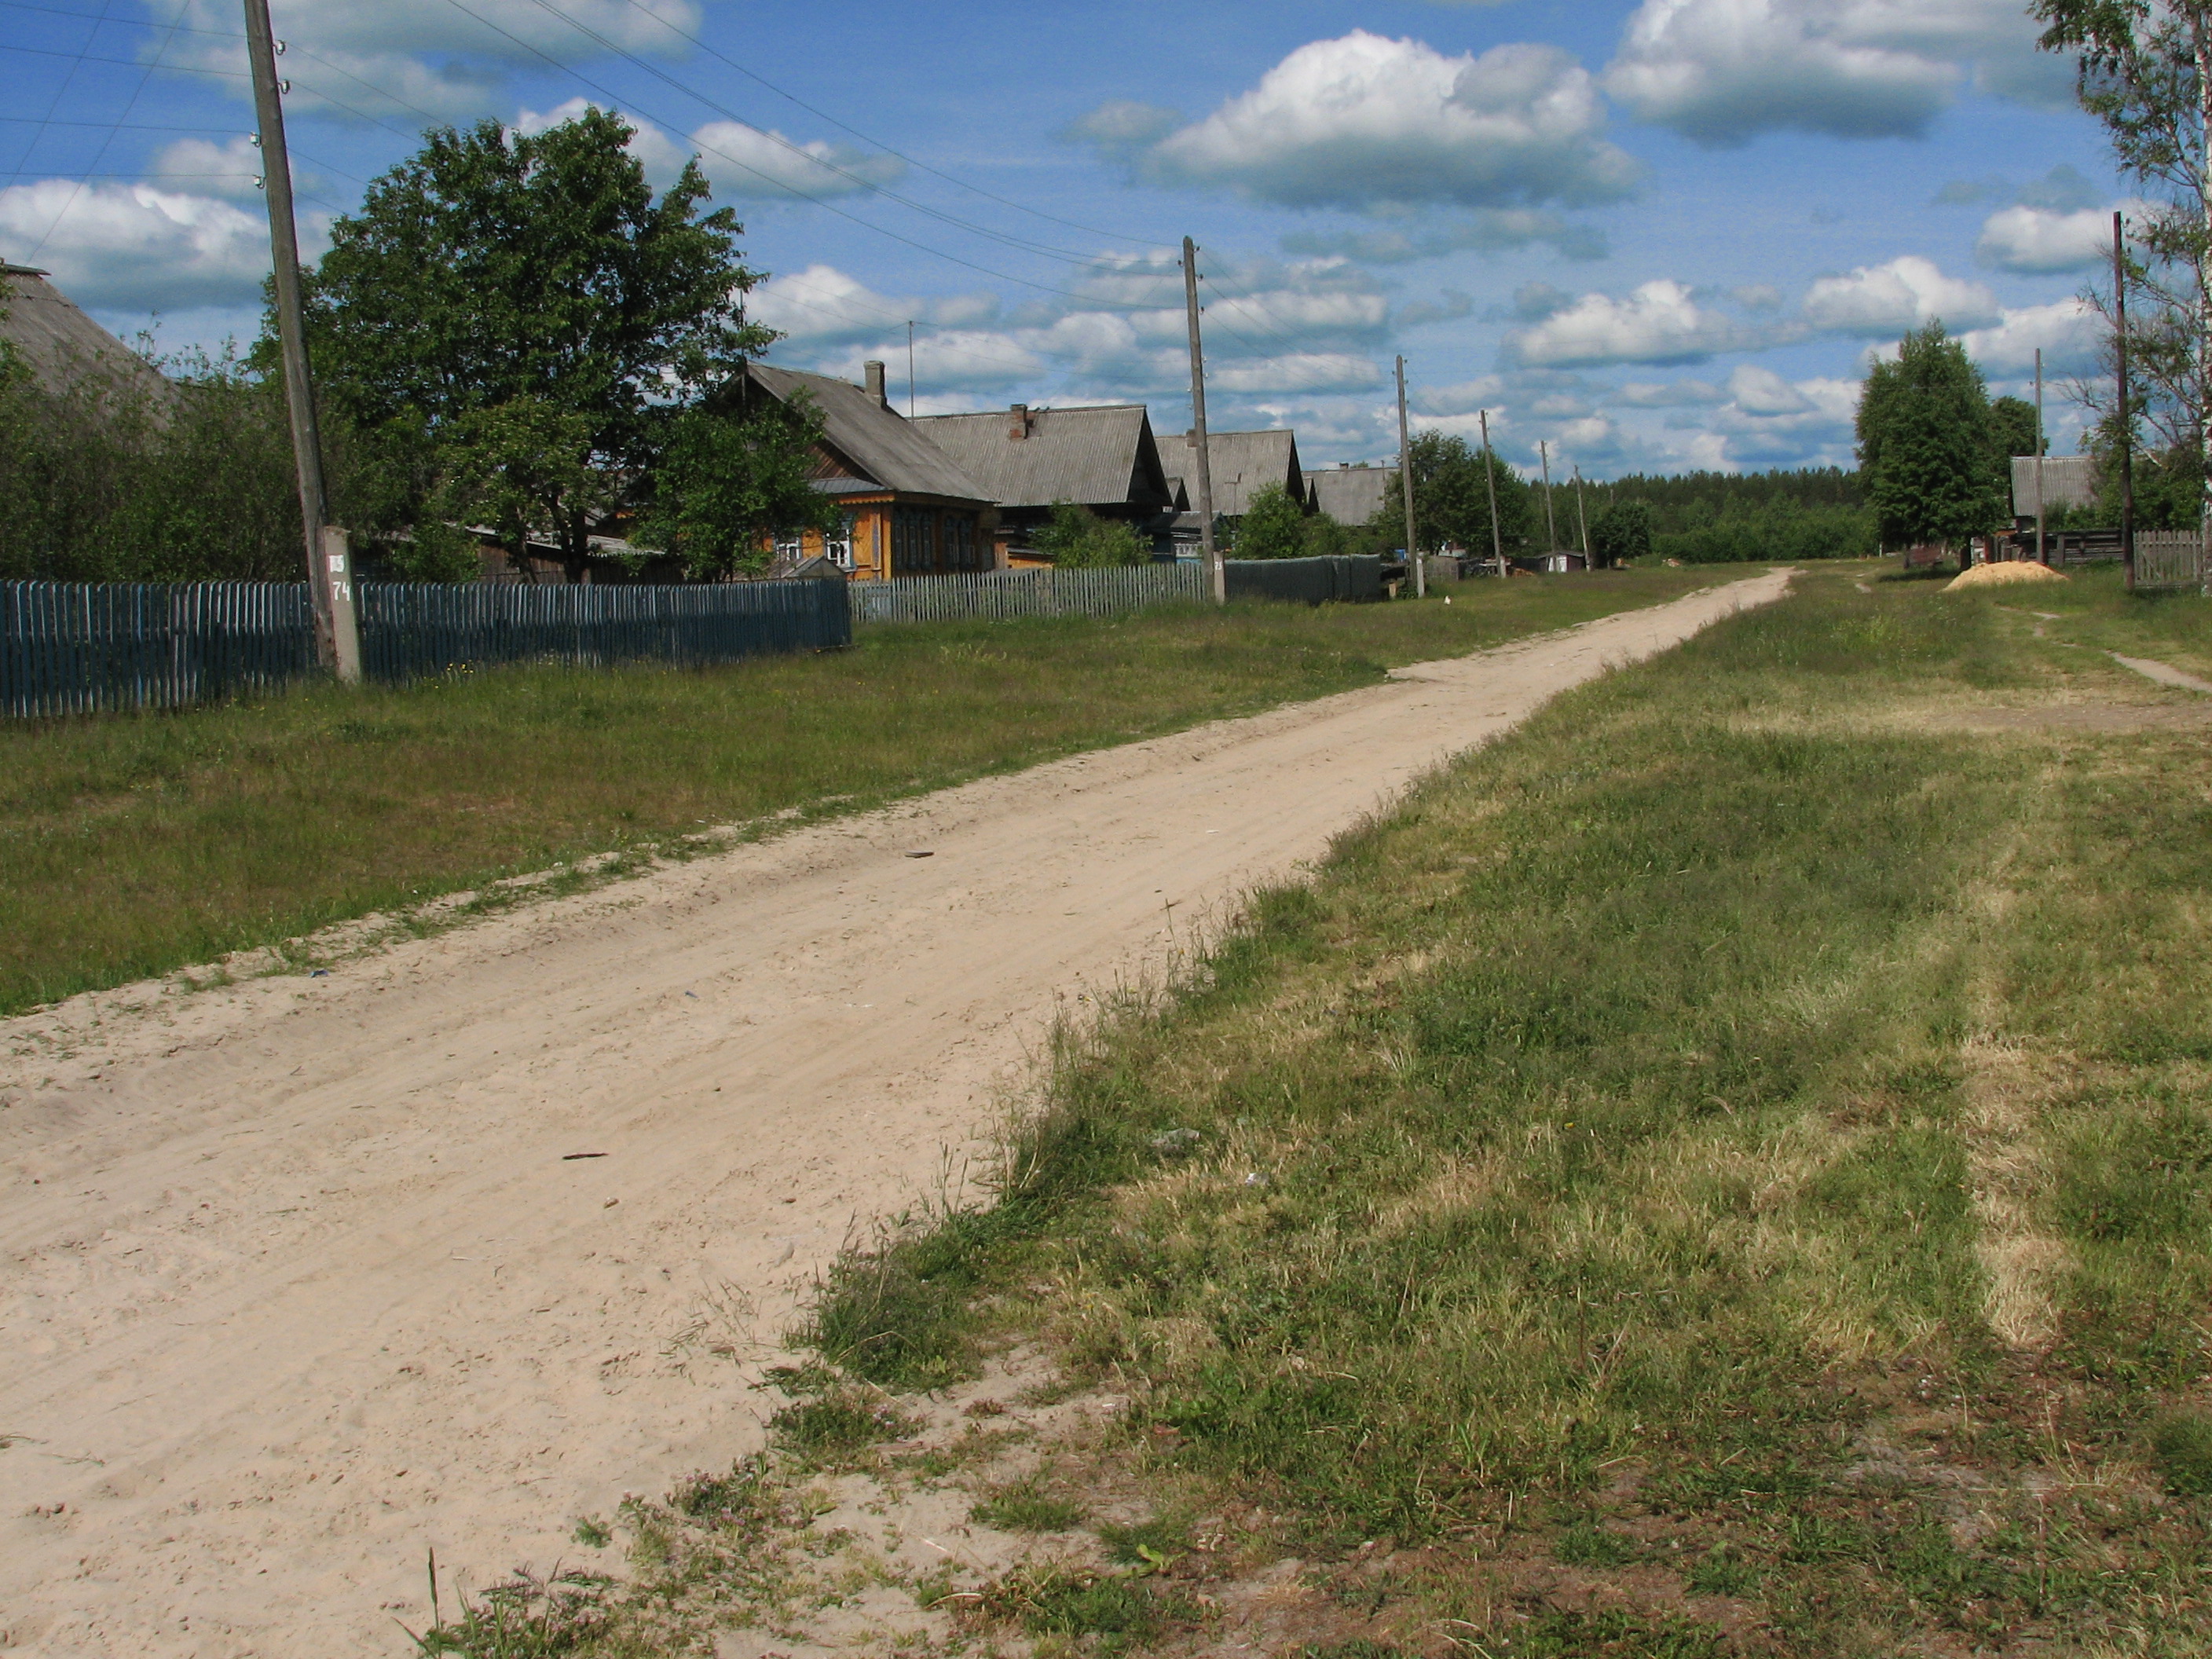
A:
1232 482 1309 558
1372 431 1532 555
1856 323 2005 550
2033 1 2211 530
301 108 779 582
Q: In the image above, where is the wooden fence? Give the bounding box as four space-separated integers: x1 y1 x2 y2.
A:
850 562 1208 624
2 577 851 719
2132 530 2206 593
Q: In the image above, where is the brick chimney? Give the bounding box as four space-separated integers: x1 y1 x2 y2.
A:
1008 402 1031 440
864 360 888 408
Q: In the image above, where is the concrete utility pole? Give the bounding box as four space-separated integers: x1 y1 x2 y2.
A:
1539 440 1558 555
2034 347 2046 566
244 0 357 683
1573 465 1591 566
1479 408 1504 577
2114 211 2136 590
1181 236 1223 604
1396 353 1423 598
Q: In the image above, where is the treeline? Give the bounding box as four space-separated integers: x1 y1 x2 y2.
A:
1592 469 1877 563
0 347 308 584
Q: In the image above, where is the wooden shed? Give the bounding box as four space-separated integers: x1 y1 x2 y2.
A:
743 361 997 579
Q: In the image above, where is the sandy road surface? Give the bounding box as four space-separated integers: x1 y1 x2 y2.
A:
0 572 1786 1657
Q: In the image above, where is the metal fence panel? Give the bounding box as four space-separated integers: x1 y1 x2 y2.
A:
2 577 851 720
1225 555 1384 605
850 562 1208 624
2133 531 2206 593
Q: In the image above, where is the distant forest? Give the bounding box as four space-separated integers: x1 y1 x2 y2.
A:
1589 467 1876 563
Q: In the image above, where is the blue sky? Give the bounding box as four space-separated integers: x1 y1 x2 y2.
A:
0 0 2128 478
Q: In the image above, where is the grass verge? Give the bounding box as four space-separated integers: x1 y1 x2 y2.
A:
771 562 2212 1654
0 567 1731 1017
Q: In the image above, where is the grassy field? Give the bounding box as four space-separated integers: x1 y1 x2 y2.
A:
0 567 1733 1018
580 560 2212 1657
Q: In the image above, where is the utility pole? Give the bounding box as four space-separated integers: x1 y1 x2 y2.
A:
1181 236 1223 603
1573 465 1591 566
1479 408 1504 577
2033 347 2046 566
2114 211 2136 591
906 320 916 418
244 0 357 683
1396 354 1423 598
1539 440 1558 555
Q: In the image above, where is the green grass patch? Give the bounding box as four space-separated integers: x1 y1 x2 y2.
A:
969 1476 1088 1533
0 569 1733 1016
796 564 2212 1652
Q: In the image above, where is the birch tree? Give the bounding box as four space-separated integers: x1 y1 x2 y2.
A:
2034 2 2212 536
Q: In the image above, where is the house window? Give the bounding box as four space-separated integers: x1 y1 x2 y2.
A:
825 514 855 570
892 507 932 574
773 530 804 568
943 513 976 570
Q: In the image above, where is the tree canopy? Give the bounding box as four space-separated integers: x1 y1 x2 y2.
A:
1372 432 1531 556
1855 323 2005 549
1033 502 1148 567
1232 482 1309 558
301 108 787 581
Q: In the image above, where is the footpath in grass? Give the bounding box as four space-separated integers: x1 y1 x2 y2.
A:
441 563 2212 1656
0 566 1729 1018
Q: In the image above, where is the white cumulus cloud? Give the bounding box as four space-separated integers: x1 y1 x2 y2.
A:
1975 203 2121 273
1960 297 2102 375
1209 353 1384 394
0 180 275 309
147 135 265 200
1141 31 1641 212
689 121 905 201
1801 255 2000 335
1606 0 2060 146
750 264 999 346
1507 280 1767 367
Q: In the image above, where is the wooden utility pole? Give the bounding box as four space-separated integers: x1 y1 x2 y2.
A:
1573 465 1591 566
906 320 916 418
2114 211 2136 590
1539 440 1558 554
244 0 357 682
1396 353 1422 598
2033 347 2046 566
1181 236 1222 603
1479 408 1504 576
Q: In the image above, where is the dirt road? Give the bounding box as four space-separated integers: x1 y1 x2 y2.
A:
0 572 1787 1657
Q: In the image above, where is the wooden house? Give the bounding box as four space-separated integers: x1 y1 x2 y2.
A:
910 402 1177 561
1163 428 1311 550
743 361 996 579
1304 463 1396 528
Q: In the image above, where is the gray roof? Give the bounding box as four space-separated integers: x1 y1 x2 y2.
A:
1164 427 1306 517
1306 465 1396 526
746 362 990 503
910 403 1174 512
2 263 176 405
2011 454 2097 515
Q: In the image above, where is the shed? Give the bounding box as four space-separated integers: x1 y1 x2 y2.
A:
1305 463 1396 528
910 401 1177 558
1164 427 1310 521
2010 456 2097 520
744 361 997 577
2 262 176 408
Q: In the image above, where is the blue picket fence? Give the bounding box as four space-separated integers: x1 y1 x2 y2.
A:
2 577 852 719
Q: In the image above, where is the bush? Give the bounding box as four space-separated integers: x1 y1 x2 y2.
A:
1232 482 1309 559
1034 501 1148 567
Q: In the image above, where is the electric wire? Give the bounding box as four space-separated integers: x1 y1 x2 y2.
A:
430 0 1158 313
27 0 191 258
519 0 1150 265
605 0 1159 248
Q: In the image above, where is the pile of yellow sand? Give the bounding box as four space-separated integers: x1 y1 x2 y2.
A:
1944 561 2069 591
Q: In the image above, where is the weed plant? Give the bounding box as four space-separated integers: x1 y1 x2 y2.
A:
802 566 2212 1654
0 568 1730 1015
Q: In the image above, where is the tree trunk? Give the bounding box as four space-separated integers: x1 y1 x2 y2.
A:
559 504 591 585
2198 16 2211 573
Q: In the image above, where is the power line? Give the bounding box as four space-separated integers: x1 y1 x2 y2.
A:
27 0 190 259
512 0 1144 267
431 0 1159 313
602 0 1160 249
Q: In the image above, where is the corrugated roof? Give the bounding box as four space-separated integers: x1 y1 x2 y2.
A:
910 403 1174 511
747 363 990 503
1163 427 1306 517
2 264 176 405
2010 455 2097 515
1306 465 1395 526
